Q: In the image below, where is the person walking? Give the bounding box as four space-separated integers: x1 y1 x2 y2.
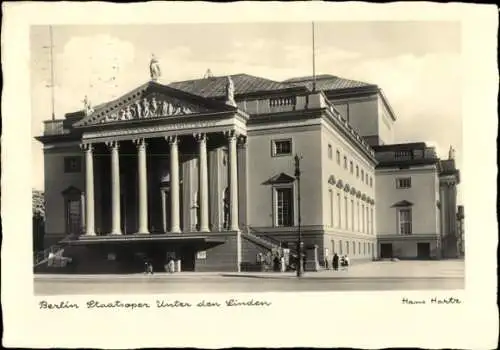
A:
332 253 339 271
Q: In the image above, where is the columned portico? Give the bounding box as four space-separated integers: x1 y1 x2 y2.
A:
195 133 210 232
106 141 122 235
167 135 181 233
134 138 149 234
82 143 95 236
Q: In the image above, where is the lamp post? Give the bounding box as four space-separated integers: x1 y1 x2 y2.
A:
294 154 303 277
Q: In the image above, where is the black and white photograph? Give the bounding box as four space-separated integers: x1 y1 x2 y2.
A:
2 2 498 349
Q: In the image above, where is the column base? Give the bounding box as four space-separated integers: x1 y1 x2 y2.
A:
109 232 123 235
199 227 210 233
84 232 96 236
136 231 150 235
170 227 181 234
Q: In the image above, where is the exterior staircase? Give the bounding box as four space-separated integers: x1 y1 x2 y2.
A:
241 226 299 264
33 236 72 268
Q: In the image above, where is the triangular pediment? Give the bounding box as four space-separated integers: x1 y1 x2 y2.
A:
391 200 414 207
262 172 296 185
74 81 237 127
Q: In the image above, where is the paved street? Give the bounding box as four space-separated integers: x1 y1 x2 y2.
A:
34 260 464 295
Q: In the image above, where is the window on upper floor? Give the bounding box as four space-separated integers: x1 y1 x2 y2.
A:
64 156 82 173
356 165 359 178
361 169 364 181
336 150 341 165
398 208 412 235
369 176 373 188
365 173 369 184
343 156 348 169
271 139 292 157
328 144 333 159
349 161 353 174
396 177 412 189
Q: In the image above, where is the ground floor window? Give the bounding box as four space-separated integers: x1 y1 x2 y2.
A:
274 186 294 227
398 208 412 235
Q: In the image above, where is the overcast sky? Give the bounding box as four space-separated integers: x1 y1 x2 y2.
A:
30 22 462 202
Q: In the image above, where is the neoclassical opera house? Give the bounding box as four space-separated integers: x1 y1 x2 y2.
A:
36 59 461 273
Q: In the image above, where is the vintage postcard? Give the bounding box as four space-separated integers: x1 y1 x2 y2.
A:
1 2 498 349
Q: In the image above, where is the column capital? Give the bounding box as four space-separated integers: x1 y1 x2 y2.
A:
193 133 207 142
80 143 93 152
105 140 120 149
165 135 178 145
133 138 147 149
237 135 247 148
223 129 239 141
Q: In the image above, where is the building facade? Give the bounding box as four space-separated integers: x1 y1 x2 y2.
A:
35 65 460 272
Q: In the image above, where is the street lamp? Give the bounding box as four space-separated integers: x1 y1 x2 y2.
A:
294 154 303 277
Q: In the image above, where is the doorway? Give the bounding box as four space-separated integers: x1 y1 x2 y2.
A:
380 243 393 258
417 243 431 259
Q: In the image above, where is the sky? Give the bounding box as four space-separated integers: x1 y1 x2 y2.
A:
30 22 463 202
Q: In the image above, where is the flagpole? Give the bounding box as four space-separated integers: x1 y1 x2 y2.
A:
312 21 316 92
49 25 55 120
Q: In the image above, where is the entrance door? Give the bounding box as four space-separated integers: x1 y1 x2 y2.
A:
380 243 393 258
417 243 431 259
66 199 82 235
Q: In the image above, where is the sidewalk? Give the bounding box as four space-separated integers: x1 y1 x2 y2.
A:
34 260 464 280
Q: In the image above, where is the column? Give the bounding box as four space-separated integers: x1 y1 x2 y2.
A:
82 143 95 235
226 131 239 231
237 135 248 230
167 136 181 233
195 133 209 232
107 141 122 235
134 138 149 234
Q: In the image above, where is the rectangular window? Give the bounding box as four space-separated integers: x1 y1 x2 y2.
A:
350 199 354 231
356 165 359 178
361 169 364 181
396 177 411 189
272 139 292 157
349 161 353 174
352 241 356 255
331 240 335 254
369 176 373 187
343 156 348 169
329 189 334 227
275 187 293 227
398 208 412 235
339 239 343 254
358 242 361 254
346 241 349 254
64 156 82 173
336 150 341 164
344 196 348 230
365 173 369 184
66 198 82 234
357 201 360 232
366 206 369 234
371 208 374 235
361 204 365 233
337 193 341 228
328 144 333 159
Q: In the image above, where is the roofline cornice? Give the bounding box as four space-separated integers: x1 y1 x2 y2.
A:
377 88 397 121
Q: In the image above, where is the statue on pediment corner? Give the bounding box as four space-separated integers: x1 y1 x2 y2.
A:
448 145 455 160
83 95 94 116
225 76 236 107
149 54 161 82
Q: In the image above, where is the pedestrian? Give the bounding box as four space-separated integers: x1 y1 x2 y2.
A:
168 258 175 273
344 255 350 270
332 253 339 271
324 256 329 270
148 261 154 275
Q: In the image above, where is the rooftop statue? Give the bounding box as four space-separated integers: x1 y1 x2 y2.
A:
149 54 161 82
448 145 456 160
82 95 94 116
225 76 236 107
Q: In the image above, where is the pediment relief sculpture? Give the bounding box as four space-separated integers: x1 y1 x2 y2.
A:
98 93 202 125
